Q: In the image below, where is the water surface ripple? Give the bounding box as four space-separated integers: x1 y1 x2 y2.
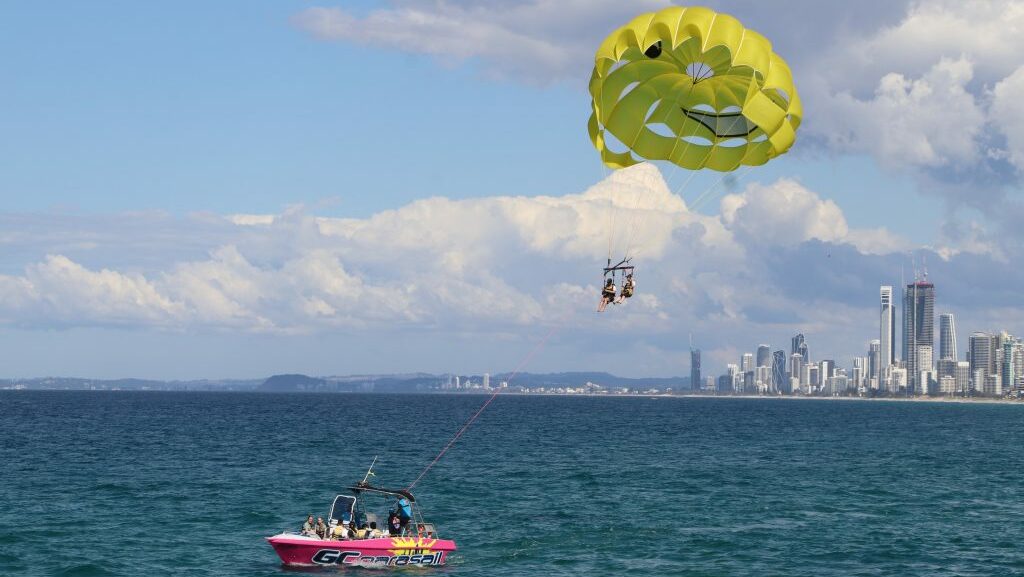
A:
2 392 1023 576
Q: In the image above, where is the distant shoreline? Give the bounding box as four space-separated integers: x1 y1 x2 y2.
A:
2 387 1021 405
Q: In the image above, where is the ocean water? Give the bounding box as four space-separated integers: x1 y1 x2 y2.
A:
2 391 1024 576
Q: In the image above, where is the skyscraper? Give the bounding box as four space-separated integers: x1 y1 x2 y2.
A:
690 348 701 392
772 350 787 393
756 345 771 369
903 279 935 393
741 353 754 373
939 313 957 361
969 332 995 386
955 361 970 395
868 340 881 385
880 286 896 376
1014 341 1024 391
1001 337 1016 394
820 359 835 380
792 333 808 363
726 363 740 393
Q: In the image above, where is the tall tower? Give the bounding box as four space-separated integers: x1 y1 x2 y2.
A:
1001 337 1016 394
690 348 701 392
772 350 787 393
756 345 771 369
791 333 808 363
868 340 881 383
939 313 957 361
903 279 935 393
879 286 896 373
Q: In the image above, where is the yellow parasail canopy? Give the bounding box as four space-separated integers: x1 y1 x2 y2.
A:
588 6 801 172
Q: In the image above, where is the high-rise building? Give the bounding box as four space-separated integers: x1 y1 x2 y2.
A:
918 345 935 395
1014 342 1024 391
756 345 771 369
880 286 896 373
868 340 880 384
772 350 787 393
741 353 754 373
789 353 803 388
755 366 771 393
955 361 970 395
717 374 732 393
727 363 741 393
820 359 836 380
690 348 701 392
792 334 808 363
969 332 995 383
939 313 957 361
903 280 935 393
1001 337 1016 394
852 357 866 393
483 373 490 390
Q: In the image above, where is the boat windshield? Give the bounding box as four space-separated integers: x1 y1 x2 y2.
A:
329 495 356 524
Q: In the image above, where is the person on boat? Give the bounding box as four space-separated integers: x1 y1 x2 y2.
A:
355 523 371 539
395 498 412 525
598 277 616 312
387 511 402 536
615 273 635 304
315 517 327 539
333 520 353 539
301 515 316 537
368 521 383 538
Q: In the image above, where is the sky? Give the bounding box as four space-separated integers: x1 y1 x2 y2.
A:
2 0 1024 379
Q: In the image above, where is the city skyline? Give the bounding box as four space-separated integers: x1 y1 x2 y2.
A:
690 272 1024 397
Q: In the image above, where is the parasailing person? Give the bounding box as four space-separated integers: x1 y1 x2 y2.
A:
586 5 801 311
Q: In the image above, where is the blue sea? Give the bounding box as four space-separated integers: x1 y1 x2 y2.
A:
2 391 1024 576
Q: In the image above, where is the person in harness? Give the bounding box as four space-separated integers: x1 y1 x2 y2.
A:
598 277 616 312
616 273 635 304
390 497 413 535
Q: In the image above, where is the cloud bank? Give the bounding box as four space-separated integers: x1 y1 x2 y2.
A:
4 164 1011 375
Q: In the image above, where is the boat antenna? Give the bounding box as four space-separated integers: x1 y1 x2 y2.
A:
361 455 378 485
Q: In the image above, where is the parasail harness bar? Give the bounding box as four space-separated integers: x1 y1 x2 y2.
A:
604 257 634 278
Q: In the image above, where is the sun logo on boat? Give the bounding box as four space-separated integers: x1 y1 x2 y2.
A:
389 537 438 556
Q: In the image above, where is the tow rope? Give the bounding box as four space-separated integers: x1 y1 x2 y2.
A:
407 320 567 490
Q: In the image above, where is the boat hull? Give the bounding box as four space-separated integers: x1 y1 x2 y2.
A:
267 533 457 567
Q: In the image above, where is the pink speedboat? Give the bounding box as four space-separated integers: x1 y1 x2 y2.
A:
267 482 457 568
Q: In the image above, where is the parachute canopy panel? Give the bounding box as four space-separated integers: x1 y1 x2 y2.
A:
588 6 801 172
